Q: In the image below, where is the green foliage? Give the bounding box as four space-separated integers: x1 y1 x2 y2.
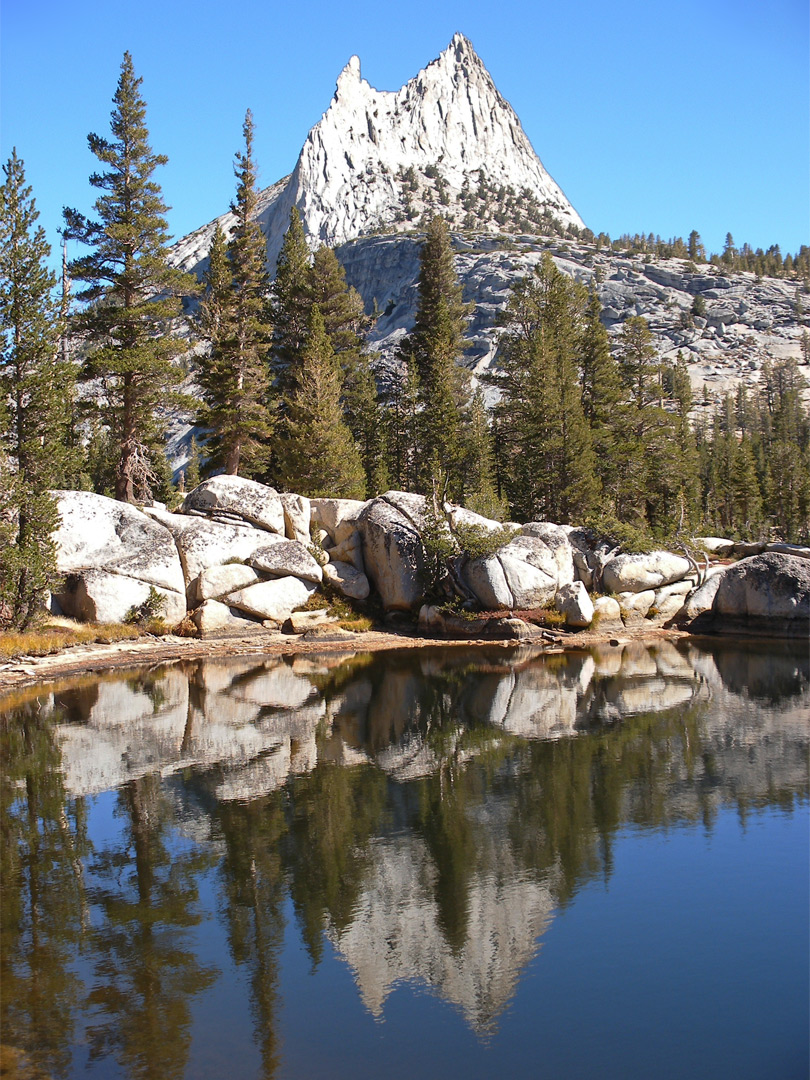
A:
308 244 383 491
383 356 420 492
195 112 273 477
583 511 656 554
0 473 60 630
491 254 598 523
419 477 518 604
196 113 273 477
0 152 73 628
148 443 179 507
687 230 705 262
697 365 810 542
183 435 201 491
418 486 457 601
81 419 118 497
453 521 520 561
123 585 166 627
607 315 697 536
462 389 506 519
271 206 311 390
275 305 366 498
579 287 623 502
398 216 472 497
63 53 197 502
577 226 808 284
270 210 381 494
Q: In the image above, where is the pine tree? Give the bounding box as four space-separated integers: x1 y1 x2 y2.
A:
306 243 381 487
347 358 388 496
63 52 196 502
705 395 738 533
196 112 273 476
610 315 675 530
399 215 471 494
492 255 598 523
82 418 118 496
463 389 506 519
195 222 233 467
308 244 366 352
271 207 311 392
0 151 75 627
687 230 705 262
383 357 420 492
757 358 810 540
732 436 764 537
275 306 365 498
183 436 201 491
579 286 623 506
665 349 704 531
721 232 737 269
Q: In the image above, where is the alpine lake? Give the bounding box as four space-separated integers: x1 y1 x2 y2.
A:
1 636 808 1080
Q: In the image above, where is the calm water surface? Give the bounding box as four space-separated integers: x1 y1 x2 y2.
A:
1 639 808 1080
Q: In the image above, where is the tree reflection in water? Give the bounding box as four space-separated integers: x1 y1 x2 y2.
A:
0 639 807 1075
1 698 89 1080
82 772 218 1079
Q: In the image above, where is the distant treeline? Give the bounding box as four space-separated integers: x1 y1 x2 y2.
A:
568 226 809 284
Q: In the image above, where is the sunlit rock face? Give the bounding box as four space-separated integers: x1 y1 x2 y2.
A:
52 491 187 623
163 40 805 483
169 34 582 277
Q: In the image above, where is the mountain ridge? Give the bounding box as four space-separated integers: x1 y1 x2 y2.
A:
169 34 583 275
163 35 807 474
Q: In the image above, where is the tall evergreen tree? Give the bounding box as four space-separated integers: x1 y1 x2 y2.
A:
347 358 388 496
308 244 366 353
270 215 383 492
733 435 764 536
275 305 365 498
611 315 682 531
306 243 383 486
271 207 311 392
492 255 598 523
687 230 705 262
399 215 471 495
383 357 420 492
462 388 506 519
579 286 623 505
63 52 196 502
757 358 810 540
666 351 702 530
196 112 273 476
0 151 75 627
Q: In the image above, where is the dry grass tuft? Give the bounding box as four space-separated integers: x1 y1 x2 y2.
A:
0 621 143 660
336 616 373 633
172 614 200 638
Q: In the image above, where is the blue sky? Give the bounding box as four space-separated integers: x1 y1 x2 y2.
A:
2 0 807 266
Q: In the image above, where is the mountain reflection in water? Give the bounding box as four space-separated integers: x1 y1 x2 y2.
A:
1 640 807 1079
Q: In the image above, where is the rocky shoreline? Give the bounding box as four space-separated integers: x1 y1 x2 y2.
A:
0 622 696 696
33 473 808 697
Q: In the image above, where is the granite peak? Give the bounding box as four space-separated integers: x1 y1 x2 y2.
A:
170 35 583 274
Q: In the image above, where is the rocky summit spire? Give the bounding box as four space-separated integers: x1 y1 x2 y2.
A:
170 35 584 274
